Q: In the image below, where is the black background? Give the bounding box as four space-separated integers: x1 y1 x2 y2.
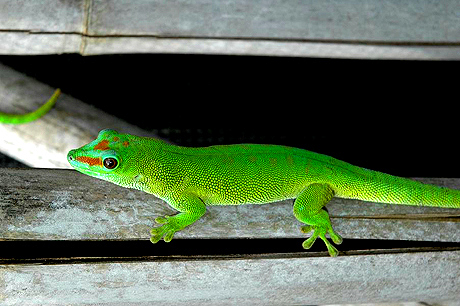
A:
1 54 458 177
0 54 459 258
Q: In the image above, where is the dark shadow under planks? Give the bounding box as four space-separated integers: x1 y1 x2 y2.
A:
1 168 459 242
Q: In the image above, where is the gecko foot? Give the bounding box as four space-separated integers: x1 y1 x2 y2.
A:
150 216 177 243
300 225 343 257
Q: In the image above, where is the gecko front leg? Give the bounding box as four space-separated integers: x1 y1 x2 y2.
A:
150 193 206 243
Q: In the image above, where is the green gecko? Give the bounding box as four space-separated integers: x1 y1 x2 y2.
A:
0 89 61 124
67 129 460 256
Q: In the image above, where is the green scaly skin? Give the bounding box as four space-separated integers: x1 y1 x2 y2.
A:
0 89 61 124
67 129 460 256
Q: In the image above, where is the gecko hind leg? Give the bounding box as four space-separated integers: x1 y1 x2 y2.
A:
293 183 343 257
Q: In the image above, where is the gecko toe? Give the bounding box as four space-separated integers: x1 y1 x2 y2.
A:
301 225 342 256
302 231 319 249
300 225 313 234
164 230 175 242
155 216 169 224
150 232 162 244
330 230 343 245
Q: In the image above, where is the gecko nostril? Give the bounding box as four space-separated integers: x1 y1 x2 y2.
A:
67 150 75 161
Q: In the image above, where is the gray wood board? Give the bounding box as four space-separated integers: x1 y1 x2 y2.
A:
1 0 459 59
1 251 459 305
1 168 459 242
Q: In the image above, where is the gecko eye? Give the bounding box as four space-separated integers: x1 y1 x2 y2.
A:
103 157 118 170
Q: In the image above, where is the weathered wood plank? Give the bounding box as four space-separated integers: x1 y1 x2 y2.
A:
0 63 152 168
1 251 459 305
1 168 459 242
1 0 460 59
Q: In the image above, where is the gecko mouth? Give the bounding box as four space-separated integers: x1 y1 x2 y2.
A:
67 150 103 177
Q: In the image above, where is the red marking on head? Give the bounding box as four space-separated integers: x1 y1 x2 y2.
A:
122 141 129 147
113 137 120 141
94 140 110 151
76 156 102 166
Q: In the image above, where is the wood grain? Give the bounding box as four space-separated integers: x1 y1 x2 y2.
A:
1 251 459 305
1 0 459 59
1 168 460 305
1 168 459 242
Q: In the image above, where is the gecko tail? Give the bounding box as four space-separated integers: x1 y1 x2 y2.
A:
357 173 460 209
0 88 61 124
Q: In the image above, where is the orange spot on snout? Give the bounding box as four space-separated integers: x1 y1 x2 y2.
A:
113 137 120 141
122 141 129 147
76 156 102 166
94 140 110 151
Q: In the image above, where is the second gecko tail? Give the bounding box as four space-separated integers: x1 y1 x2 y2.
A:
0 88 61 124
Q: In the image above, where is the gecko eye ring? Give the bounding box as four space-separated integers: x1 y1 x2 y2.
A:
103 157 118 170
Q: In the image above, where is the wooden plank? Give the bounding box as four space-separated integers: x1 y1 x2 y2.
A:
0 0 459 59
1 251 459 305
0 0 84 54
0 63 152 168
0 0 85 32
88 0 460 42
1 168 459 242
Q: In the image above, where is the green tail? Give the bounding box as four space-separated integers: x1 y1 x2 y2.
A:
348 169 460 209
0 89 61 124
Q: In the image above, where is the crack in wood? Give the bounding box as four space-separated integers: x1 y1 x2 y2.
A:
1 28 460 47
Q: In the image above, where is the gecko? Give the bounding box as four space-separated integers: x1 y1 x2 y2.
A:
0 89 61 124
67 129 460 256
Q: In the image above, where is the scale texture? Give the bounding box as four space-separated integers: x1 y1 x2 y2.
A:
67 129 460 256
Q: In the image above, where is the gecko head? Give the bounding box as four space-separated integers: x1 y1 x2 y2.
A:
67 129 138 188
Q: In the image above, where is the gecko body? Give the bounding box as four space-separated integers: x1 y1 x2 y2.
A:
68 129 460 256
